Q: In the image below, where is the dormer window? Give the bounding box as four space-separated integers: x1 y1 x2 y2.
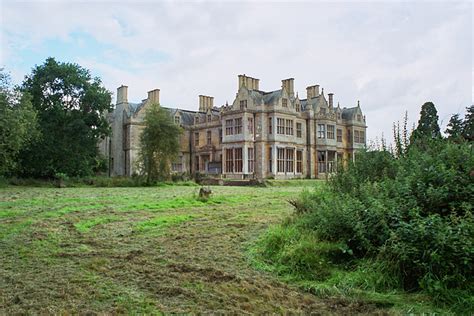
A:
357 114 362 122
282 98 288 107
337 112 341 120
320 108 326 114
296 103 300 112
174 116 181 125
207 114 212 122
240 100 247 109
195 116 199 124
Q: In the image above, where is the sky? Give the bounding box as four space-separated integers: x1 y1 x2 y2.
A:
1 0 472 143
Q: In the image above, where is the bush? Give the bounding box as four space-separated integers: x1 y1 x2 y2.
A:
258 138 474 311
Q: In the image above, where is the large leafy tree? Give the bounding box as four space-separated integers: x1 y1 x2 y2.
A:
18 57 112 177
411 101 441 143
462 105 474 142
445 113 463 141
0 70 39 176
138 103 181 184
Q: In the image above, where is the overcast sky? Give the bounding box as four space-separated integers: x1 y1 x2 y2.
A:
1 0 472 143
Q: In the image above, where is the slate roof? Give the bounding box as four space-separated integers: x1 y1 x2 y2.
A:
262 89 282 104
298 95 325 112
341 107 358 120
127 102 146 116
163 106 221 127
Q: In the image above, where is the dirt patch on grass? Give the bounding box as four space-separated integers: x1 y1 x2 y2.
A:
168 263 238 283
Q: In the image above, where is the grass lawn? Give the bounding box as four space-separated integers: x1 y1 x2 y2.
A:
0 181 432 314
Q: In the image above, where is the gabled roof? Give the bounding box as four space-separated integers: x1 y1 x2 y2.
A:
341 107 359 120
127 102 146 116
299 95 325 112
163 106 221 126
262 89 282 104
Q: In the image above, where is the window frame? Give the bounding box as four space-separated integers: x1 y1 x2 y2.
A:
248 147 254 173
317 124 326 139
206 130 212 145
327 125 335 139
285 119 294 135
225 119 234 135
296 150 303 173
277 118 285 134
286 148 294 173
296 122 302 138
235 118 242 134
194 132 199 146
225 148 233 173
277 148 285 173
234 147 243 172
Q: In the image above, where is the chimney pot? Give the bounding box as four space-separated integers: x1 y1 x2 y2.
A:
282 78 295 97
117 85 128 104
147 89 160 105
238 74 260 90
328 93 334 108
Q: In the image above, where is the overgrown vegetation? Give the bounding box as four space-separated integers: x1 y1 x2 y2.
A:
252 103 474 314
0 70 39 177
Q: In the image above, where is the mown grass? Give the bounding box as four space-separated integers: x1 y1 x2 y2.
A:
2 179 453 314
135 215 195 233
75 216 121 233
1 181 335 314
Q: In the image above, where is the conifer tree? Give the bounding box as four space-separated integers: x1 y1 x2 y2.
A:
462 105 474 141
411 102 441 143
445 113 463 140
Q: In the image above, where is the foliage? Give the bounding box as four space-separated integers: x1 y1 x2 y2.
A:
138 103 181 184
392 111 410 157
257 104 473 313
445 113 464 141
18 57 112 178
411 101 441 144
462 105 474 141
0 70 39 176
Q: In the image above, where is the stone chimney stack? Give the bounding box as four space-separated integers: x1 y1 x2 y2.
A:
147 89 160 105
199 95 214 112
306 85 320 99
282 78 295 97
328 93 334 108
117 85 128 104
238 74 260 90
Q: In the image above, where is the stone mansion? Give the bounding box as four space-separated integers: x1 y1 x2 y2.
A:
100 75 367 179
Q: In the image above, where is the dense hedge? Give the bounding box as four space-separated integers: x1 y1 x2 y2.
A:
255 139 473 312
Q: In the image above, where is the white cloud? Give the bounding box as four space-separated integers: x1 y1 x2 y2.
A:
1 0 472 142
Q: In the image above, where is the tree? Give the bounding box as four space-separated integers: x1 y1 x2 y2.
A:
18 57 112 177
445 113 463 141
138 103 181 184
462 105 474 142
0 70 39 176
411 101 441 143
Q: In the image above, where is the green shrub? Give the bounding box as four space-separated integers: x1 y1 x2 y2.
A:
259 138 474 311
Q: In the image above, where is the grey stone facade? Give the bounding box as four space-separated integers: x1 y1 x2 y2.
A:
101 75 367 179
